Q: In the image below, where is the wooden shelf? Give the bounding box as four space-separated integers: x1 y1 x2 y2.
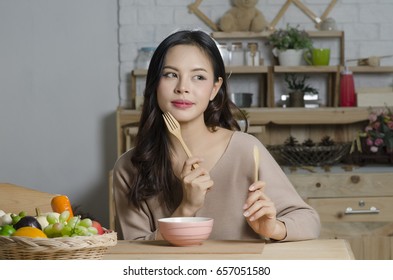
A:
132 69 148 76
211 31 271 39
306 31 344 38
116 107 369 154
247 107 369 125
348 66 393 73
274 65 339 73
211 30 343 39
225 66 268 73
117 108 140 127
117 107 369 126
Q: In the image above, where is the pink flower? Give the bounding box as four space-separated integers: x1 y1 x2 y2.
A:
372 121 381 130
365 126 373 132
368 112 378 122
357 106 393 154
374 138 384 146
375 108 385 116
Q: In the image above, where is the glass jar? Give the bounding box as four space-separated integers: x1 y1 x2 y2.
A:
136 47 156 69
246 42 260 66
230 42 244 66
217 43 230 65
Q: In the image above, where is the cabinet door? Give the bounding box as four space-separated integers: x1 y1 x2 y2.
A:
307 196 393 260
307 196 393 222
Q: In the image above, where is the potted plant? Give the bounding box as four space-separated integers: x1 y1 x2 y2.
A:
266 24 313 66
284 73 318 107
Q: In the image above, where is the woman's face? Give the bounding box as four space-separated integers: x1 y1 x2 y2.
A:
157 44 222 124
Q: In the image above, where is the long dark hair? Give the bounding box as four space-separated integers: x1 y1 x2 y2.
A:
129 30 244 211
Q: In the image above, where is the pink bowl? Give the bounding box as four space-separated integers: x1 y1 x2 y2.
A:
158 217 214 246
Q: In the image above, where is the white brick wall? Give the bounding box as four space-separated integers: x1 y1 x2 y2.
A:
118 0 393 107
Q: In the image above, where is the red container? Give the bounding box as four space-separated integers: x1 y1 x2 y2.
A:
339 66 356 107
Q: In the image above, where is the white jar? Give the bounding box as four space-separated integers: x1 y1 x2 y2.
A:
246 42 260 66
217 43 230 65
230 42 244 66
136 47 156 69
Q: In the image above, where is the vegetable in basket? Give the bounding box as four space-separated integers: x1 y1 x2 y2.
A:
51 195 74 220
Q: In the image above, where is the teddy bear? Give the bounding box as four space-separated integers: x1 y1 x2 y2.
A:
219 0 268 32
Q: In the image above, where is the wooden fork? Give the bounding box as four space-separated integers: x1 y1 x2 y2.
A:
162 112 199 169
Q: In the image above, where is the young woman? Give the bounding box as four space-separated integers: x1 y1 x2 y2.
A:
113 30 320 241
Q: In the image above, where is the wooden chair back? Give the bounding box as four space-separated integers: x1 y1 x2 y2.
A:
108 170 116 231
0 183 57 215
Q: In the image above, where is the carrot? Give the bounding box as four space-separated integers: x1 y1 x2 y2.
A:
51 195 74 220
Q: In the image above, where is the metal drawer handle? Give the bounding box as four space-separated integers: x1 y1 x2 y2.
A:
344 206 380 215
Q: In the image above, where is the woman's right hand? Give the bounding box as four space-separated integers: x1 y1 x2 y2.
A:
177 157 213 216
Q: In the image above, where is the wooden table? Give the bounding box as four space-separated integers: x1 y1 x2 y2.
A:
104 239 355 260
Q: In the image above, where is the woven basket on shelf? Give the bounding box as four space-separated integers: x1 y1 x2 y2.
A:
267 143 351 166
0 231 117 260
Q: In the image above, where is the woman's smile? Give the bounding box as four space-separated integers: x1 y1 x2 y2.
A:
171 99 194 109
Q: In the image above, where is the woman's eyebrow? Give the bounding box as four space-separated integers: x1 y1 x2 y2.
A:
192 67 208 73
162 65 177 71
163 65 208 72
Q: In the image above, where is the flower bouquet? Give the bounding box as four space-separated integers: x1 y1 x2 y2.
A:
350 106 393 164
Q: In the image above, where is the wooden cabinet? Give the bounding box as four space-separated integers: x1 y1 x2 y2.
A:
289 171 393 259
116 107 370 156
130 31 392 110
212 30 345 108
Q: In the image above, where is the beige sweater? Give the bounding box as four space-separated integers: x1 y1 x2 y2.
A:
113 131 320 241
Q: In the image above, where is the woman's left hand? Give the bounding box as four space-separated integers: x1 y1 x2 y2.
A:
243 181 287 240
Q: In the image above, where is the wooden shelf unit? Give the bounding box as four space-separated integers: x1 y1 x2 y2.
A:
212 30 345 108
116 107 369 155
130 32 393 110
271 65 341 107
116 107 369 128
130 31 346 109
212 30 345 64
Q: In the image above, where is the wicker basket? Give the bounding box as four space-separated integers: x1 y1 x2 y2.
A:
0 231 117 260
268 143 351 166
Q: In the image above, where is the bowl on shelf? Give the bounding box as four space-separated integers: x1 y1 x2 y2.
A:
230 93 253 108
158 217 214 247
